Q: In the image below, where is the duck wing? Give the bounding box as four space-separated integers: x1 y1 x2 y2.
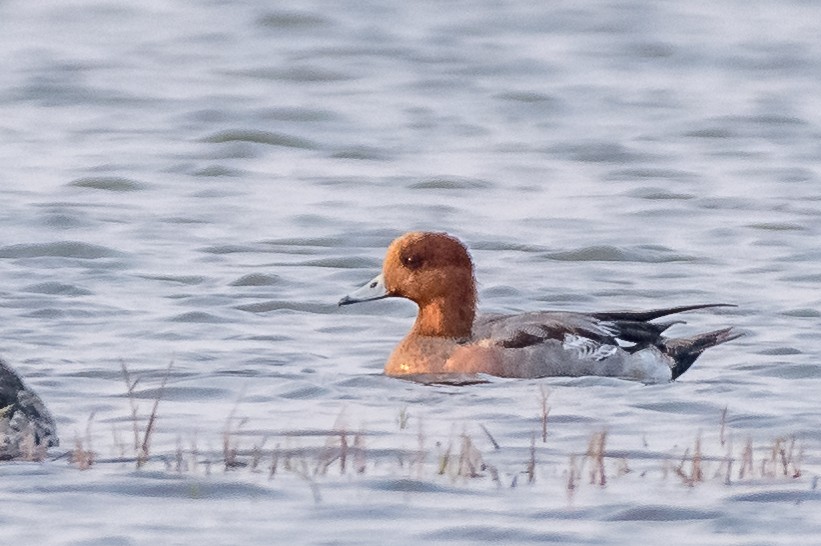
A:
475 304 735 348
472 304 740 379
473 311 620 351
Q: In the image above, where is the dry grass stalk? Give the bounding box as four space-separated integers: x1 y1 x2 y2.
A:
566 454 579 501
719 406 728 447
251 445 262 472
189 436 199 474
720 436 734 485
456 433 482 479
315 440 340 476
675 448 691 484
780 436 801 478
539 386 550 443
479 423 499 450
692 435 704 483
792 438 803 479
175 437 185 473
111 424 126 459
139 362 172 467
436 430 485 480
269 444 280 478
484 461 501 487
762 436 802 479
69 412 96 469
120 360 141 454
71 436 94 470
586 431 607 487
292 466 322 503
120 360 172 468
437 438 452 476
222 432 237 470
315 411 350 476
332 409 349 475
222 420 246 470
676 435 704 486
738 437 754 480
617 458 631 477
222 392 248 471
397 407 410 430
526 433 536 484
353 430 366 474
339 430 348 474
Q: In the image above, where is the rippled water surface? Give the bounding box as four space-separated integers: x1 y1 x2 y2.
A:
1 1 820 544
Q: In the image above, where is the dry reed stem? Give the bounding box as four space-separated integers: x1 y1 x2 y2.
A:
251 445 262 472
566 454 579 501
761 435 802 479
120 360 141 454
269 444 280 478
526 433 536 484
539 386 550 443
120 360 172 468
586 431 607 487
437 437 452 475
189 436 199 474
674 448 690 484
675 434 704 486
222 389 248 471
111 423 126 459
479 423 499 450
69 412 97 469
175 437 184 473
792 438 803 479
692 435 704 483
353 430 366 474
738 437 754 480
292 466 322 503
139 361 173 467
435 429 485 480
71 437 94 470
720 436 734 485
719 406 728 447
397 407 410 430
456 433 482 479
311 409 351 476
484 461 501 487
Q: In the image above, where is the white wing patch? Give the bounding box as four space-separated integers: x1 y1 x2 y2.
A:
563 334 618 361
595 321 620 338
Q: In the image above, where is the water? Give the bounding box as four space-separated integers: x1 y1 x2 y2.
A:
1 0 820 543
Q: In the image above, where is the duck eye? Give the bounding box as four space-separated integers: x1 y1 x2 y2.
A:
402 254 423 270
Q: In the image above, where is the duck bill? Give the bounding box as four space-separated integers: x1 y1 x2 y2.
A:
338 273 390 305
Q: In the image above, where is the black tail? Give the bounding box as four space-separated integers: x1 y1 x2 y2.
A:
663 327 743 380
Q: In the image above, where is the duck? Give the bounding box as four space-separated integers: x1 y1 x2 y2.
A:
339 231 740 383
0 358 59 460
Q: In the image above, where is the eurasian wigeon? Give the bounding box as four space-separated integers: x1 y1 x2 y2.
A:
339 231 740 383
